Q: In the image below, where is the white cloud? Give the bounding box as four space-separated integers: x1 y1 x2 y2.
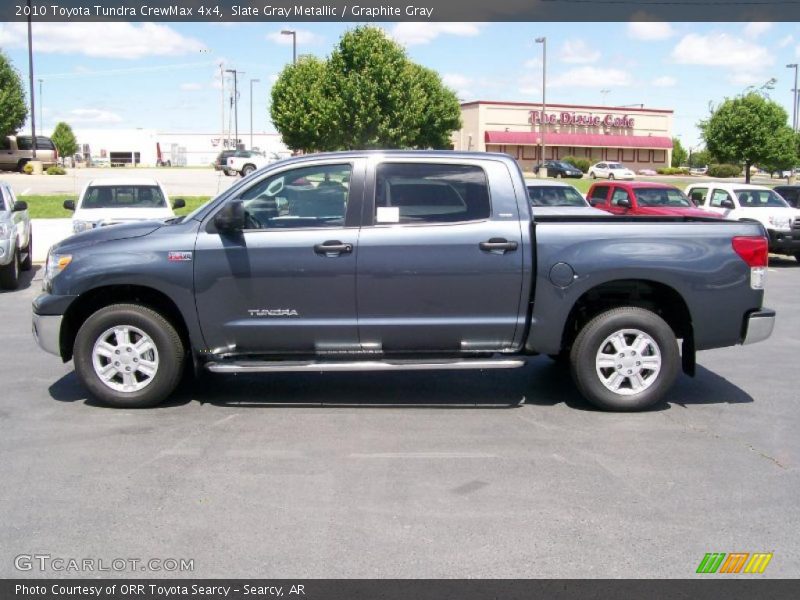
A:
442 73 473 100
671 33 773 67
652 75 677 87
265 29 324 46
180 83 203 91
66 109 123 124
550 66 633 88
560 39 600 64
524 57 542 69
779 34 795 48
744 22 773 38
389 22 483 46
0 22 206 59
627 21 675 41
728 72 768 87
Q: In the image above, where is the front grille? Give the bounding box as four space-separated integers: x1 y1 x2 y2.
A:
793 218 800 231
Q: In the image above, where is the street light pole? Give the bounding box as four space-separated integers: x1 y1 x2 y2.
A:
281 30 297 64
38 78 43 133
789 64 799 131
27 0 37 159
535 37 546 177
249 78 260 150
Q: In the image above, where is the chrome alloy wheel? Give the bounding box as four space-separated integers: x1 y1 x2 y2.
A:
595 328 662 396
92 325 160 393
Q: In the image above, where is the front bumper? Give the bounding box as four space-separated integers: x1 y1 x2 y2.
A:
767 228 800 253
742 309 775 345
0 238 12 266
32 313 63 356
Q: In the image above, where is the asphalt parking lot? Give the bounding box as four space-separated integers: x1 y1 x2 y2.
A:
0 260 798 579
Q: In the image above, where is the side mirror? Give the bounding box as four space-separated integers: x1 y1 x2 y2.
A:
720 199 735 209
12 200 27 212
172 198 186 209
617 198 631 209
63 200 75 211
214 200 245 233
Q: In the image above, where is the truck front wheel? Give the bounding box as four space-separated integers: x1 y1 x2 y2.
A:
73 304 185 408
569 307 679 411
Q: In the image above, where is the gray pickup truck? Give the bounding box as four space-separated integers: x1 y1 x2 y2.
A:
32 152 775 411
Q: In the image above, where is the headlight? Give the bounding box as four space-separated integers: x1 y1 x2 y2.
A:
768 215 791 230
43 252 72 287
72 220 94 233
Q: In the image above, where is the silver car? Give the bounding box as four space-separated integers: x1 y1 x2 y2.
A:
0 182 32 289
524 179 608 217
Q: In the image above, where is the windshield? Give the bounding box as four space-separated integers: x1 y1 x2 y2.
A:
608 163 624 170
80 185 167 209
734 189 789 208
549 161 573 169
527 185 587 207
634 188 692 208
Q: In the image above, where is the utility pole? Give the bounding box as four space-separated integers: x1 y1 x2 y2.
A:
249 78 260 150
535 37 546 177
38 79 43 133
219 62 226 148
27 0 37 159
226 69 244 149
600 89 610 106
789 64 799 131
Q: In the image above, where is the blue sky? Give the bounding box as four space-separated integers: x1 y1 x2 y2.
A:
0 21 797 148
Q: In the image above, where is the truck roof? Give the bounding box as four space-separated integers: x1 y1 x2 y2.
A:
85 178 163 187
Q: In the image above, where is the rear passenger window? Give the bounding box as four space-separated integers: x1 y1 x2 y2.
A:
374 163 490 225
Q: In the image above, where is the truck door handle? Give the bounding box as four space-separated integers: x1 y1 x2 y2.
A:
479 238 518 254
314 240 353 256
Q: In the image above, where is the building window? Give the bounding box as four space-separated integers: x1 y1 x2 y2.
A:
622 149 636 162
653 149 667 163
606 149 621 162
637 150 651 163
522 146 537 160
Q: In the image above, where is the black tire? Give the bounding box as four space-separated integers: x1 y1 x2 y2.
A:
609 173 615 180
555 172 563 179
20 231 32 271
569 307 679 411
590 172 596 179
224 169 236 177
794 252 800 263
0 246 19 290
242 164 256 176
73 304 185 408
17 160 29 173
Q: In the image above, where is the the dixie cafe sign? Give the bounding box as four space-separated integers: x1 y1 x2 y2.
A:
529 111 635 129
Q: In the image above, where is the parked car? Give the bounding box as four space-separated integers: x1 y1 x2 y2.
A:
587 182 720 219
0 181 32 289
63 178 185 235
588 162 635 180
532 160 583 179
686 182 800 261
32 151 775 413
227 150 287 177
213 150 239 176
637 168 657 176
525 179 607 216
689 166 708 176
0 135 58 172
773 185 800 209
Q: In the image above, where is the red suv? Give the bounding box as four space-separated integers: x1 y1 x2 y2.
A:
586 181 718 218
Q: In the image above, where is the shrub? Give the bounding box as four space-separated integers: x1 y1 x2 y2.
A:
562 155 591 173
707 163 741 178
22 162 33 174
656 167 690 175
46 165 66 175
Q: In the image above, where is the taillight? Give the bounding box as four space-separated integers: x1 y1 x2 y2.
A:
732 236 768 289
732 236 768 266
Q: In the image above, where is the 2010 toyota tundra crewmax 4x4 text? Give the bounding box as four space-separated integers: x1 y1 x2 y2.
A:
32 152 776 411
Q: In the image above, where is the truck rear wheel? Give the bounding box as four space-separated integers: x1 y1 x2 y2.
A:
73 304 185 408
569 307 679 411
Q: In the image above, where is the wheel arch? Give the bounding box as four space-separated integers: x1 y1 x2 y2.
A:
559 278 695 375
60 285 190 362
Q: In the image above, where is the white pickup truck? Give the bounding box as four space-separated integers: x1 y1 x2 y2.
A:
686 182 800 261
226 151 289 177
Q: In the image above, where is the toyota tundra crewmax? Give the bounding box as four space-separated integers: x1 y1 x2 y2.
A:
32 152 775 411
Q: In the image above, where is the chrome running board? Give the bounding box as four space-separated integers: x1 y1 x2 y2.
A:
205 358 526 373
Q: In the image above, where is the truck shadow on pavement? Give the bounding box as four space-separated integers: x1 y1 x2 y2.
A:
0 265 40 293
769 255 800 268
48 358 753 412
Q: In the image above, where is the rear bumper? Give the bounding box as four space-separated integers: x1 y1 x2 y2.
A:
742 309 775 345
767 229 800 253
32 313 62 356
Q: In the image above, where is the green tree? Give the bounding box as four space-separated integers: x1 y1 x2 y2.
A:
688 148 712 168
701 92 796 183
0 51 28 138
270 56 339 152
271 26 461 152
671 137 687 167
758 127 798 177
50 121 78 159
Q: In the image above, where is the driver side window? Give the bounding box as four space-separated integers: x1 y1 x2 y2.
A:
710 190 732 208
237 163 352 230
